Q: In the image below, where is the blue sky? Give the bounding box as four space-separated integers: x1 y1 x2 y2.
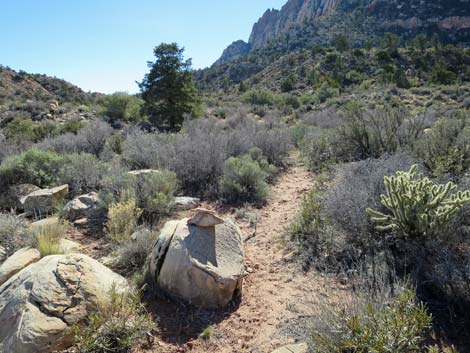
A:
1 0 286 93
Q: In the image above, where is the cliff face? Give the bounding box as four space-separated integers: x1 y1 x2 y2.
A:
249 0 340 48
214 0 470 65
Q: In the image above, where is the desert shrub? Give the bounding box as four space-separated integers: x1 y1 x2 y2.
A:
311 287 432 353
0 149 64 189
293 154 421 271
4 117 54 144
101 92 145 123
126 171 177 223
280 75 296 92
32 221 67 257
0 212 33 256
301 131 341 172
106 200 142 244
242 88 278 106
115 229 158 275
325 153 422 238
367 165 470 240
71 288 154 353
220 154 270 204
58 153 110 196
37 120 113 155
414 115 470 178
121 116 290 197
430 66 457 85
339 104 424 160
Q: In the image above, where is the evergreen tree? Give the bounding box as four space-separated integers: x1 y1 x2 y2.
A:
139 43 200 131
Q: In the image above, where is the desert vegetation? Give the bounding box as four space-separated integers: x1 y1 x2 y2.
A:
1 1 470 352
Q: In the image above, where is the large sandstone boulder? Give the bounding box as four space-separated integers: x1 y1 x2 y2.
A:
0 247 41 286
148 214 244 308
62 192 101 221
20 184 69 215
0 254 128 353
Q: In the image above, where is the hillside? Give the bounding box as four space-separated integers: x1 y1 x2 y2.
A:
0 66 99 127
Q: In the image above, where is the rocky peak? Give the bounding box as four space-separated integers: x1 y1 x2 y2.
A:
249 0 340 48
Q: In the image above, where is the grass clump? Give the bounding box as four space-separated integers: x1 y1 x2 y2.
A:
33 221 67 257
71 288 154 353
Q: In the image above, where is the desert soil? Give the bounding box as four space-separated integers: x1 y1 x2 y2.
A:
142 156 346 353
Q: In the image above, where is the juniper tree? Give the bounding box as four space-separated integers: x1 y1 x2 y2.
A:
139 43 200 132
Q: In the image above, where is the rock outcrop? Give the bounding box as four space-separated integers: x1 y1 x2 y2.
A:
20 184 69 215
214 40 252 65
216 0 470 64
0 254 128 353
62 191 101 221
147 212 244 308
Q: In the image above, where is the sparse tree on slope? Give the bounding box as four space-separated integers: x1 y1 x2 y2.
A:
139 43 200 131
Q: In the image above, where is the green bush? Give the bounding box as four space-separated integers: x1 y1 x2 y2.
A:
102 92 145 123
128 171 177 223
280 75 296 92
71 288 154 353
367 165 470 239
312 289 432 353
220 154 271 204
414 116 470 178
0 149 64 188
242 89 278 106
430 66 457 85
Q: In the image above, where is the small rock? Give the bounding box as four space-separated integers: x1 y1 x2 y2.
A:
31 216 60 229
59 239 81 254
271 343 308 353
73 218 89 227
187 208 224 227
175 196 201 211
128 169 160 177
62 192 101 221
0 247 41 286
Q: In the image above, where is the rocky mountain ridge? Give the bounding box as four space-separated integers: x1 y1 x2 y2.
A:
215 0 470 65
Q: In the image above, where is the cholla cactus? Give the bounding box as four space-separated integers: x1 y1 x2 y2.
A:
367 165 470 239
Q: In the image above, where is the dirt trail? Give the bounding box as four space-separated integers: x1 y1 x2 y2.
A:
149 157 339 353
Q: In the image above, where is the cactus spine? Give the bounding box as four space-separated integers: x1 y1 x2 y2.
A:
367 165 470 239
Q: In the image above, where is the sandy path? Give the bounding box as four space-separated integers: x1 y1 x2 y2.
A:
147 159 337 353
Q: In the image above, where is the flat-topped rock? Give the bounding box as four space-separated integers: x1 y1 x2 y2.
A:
20 184 69 215
187 208 224 227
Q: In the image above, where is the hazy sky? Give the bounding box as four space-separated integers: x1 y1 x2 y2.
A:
1 0 285 93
